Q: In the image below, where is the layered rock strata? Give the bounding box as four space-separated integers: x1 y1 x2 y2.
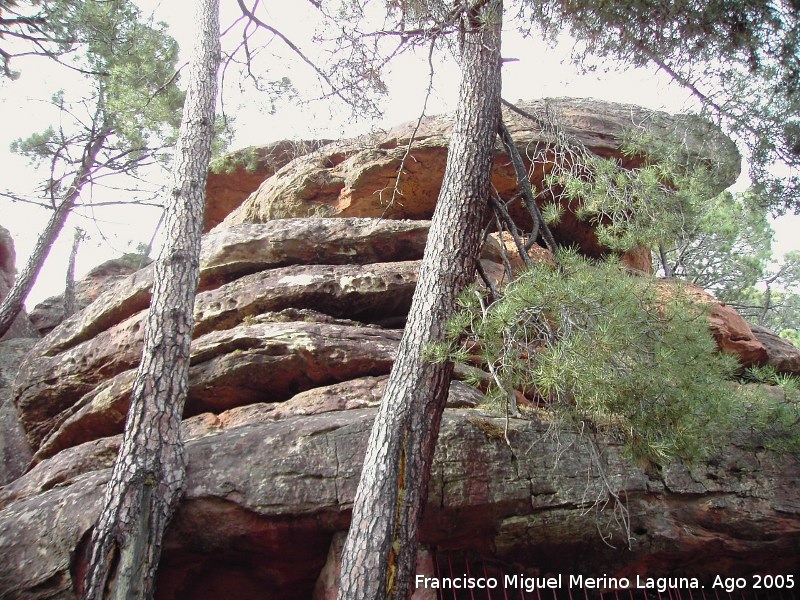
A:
1 99 797 600
0 407 797 599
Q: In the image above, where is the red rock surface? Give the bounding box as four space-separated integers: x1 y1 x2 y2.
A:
0 408 797 600
0 225 39 340
2 101 795 600
204 140 331 231
221 98 738 265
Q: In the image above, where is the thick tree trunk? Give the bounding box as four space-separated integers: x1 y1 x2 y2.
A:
81 0 220 598
0 135 105 339
336 3 503 599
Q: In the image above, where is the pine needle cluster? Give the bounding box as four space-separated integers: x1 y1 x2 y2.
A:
431 251 799 463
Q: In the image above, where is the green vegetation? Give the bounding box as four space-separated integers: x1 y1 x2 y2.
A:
541 122 798 344
431 250 799 463
9 1 185 179
721 249 800 340
545 124 732 254
527 0 800 215
209 146 263 174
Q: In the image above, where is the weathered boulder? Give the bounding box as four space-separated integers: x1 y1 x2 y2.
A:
205 140 331 232
16 215 509 457
0 225 39 341
2 99 790 600
31 218 429 360
658 280 768 369
29 253 151 335
0 338 36 485
221 98 738 264
0 408 796 600
26 262 494 462
27 320 403 459
13 218 774 458
749 323 800 376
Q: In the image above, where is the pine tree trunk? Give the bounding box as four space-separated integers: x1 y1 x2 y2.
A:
0 134 106 339
336 3 503 599
81 0 220 597
63 227 83 319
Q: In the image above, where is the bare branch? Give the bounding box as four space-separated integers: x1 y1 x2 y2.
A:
380 38 437 217
234 0 355 109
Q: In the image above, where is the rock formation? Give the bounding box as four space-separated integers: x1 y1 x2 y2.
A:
29 253 152 335
205 140 331 232
0 99 797 600
0 225 39 341
220 98 740 267
0 338 35 485
750 323 800 375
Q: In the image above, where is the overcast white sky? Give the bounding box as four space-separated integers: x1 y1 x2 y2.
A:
1 1 797 309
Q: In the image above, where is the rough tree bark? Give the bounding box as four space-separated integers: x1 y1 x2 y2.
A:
336 2 503 598
81 0 220 597
0 129 106 339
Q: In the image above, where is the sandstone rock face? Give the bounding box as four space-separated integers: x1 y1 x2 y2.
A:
220 98 738 266
223 99 739 226
658 280 769 369
26 218 430 363
0 338 36 485
697 295 769 368
0 408 797 600
0 225 39 341
749 323 800 375
30 321 403 462
205 140 331 231
12 219 429 458
1 102 791 600
29 253 151 335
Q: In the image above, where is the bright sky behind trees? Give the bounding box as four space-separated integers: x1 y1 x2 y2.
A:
0 0 796 308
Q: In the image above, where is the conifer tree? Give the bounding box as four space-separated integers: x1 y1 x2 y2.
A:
338 2 503 597
338 2 798 598
0 0 183 339
81 0 221 596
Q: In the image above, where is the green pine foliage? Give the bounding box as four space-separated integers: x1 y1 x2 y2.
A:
523 0 800 214
10 1 185 174
546 125 732 253
737 365 800 453
722 250 800 340
209 146 264 175
433 251 799 463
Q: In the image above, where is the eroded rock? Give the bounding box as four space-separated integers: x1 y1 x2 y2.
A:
658 280 768 369
205 140 331 231
30 322 402 460
0 338 36 484
749 323 800 376
29 253 151 335
31 218 429 359
0 408 796 600
221 98 738 263
17 261 419 452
